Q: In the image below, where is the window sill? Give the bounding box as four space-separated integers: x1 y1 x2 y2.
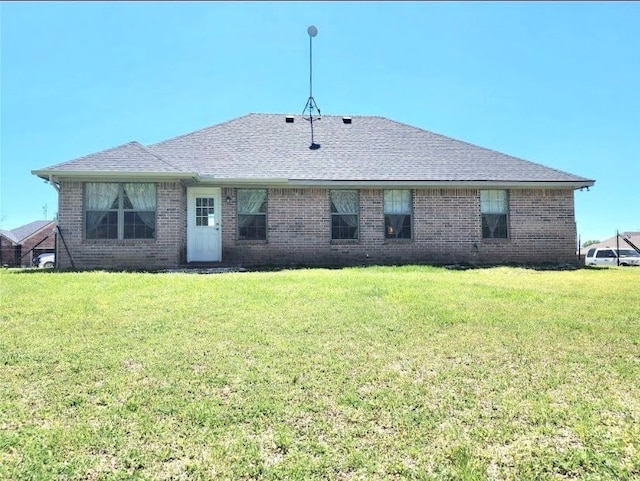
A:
384 238 413 244
481 237 510 244
236 239 268 244
330 239 360 245
83 238 156 244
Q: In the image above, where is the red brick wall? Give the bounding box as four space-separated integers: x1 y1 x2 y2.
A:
0 236 21 267
56 183 577 269
221 187 577 266
20 223 56 267
56 181 186 269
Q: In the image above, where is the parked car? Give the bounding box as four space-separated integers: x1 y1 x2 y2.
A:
584 247 640 267
33 253 55 268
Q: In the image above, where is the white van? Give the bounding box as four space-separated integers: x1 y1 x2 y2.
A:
584 247 640 267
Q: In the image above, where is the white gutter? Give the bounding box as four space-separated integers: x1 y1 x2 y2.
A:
192 176 290 186
31 170 199 182
287 179 596 190
30 171 595 191
190 177 595 190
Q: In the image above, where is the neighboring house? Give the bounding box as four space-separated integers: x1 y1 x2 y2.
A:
0 220 56 267
31 113 595 270
579 232 640 257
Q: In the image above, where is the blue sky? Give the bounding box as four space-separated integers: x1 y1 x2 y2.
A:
1 1 638 243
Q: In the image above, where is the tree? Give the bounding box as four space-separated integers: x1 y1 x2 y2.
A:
582 239 600 248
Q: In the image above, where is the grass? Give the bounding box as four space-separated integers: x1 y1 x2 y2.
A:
1 265 639 480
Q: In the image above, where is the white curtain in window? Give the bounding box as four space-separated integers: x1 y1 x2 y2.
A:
86 183 119 233
384 190 411 214
237 189 267 228
124 183 156 229
237 189 266 214
86 183 119 210
331 191 359 229
384 190 410 236
481 190 507 237
480 190 507 214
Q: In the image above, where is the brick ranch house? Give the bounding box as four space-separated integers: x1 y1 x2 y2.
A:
32 113 595 270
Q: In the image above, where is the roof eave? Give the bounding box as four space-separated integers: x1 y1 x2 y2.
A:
287 179 596 190
31 170 198 182
169 178 598 189
30 171 596 191
192 176 290 186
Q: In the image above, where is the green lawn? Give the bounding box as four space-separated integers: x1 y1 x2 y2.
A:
1 266 639 480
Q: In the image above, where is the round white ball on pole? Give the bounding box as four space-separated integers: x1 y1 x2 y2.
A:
307 25 318 37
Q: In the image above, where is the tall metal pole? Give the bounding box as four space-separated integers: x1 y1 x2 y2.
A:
303 25 320 150
309 31 315 148
577 233 581 262
309 33 313 100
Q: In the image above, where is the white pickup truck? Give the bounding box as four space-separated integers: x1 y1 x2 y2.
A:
584 247 640 267
33 252 55 268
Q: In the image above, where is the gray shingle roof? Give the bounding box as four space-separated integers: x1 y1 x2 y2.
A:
3 220 55 244
37 141 187 175
0 229 20 244
33 113 595 186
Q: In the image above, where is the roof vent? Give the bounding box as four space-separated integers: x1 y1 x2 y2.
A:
342 117 352 124
285 116 294 123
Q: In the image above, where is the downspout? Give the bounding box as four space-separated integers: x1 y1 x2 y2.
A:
48 175 60 192
45 175 64 267
56 226 76 270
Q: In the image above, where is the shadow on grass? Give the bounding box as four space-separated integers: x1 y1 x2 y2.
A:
4 261 618 275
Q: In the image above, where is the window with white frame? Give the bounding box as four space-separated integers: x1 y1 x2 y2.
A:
384 189 412 239
330 190 359 240
85 183 156 240
237 189 267 240
480 190 508 239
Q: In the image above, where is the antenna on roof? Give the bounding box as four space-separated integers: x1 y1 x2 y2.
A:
302 25 321 150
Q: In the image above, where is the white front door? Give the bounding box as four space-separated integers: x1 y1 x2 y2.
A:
187 187 222 262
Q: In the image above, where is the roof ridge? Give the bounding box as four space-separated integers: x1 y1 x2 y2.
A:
379 116 594 182
19 221 56 242
150 113 258 148
10 219 53 232
35 141 142 171
149 113 394 148
0 229 19 243
10 220 56 243
131 141 188 173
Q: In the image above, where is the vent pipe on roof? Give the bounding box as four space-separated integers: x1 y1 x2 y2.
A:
302 25 321 150
285 116 294 123
342 117 352 124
